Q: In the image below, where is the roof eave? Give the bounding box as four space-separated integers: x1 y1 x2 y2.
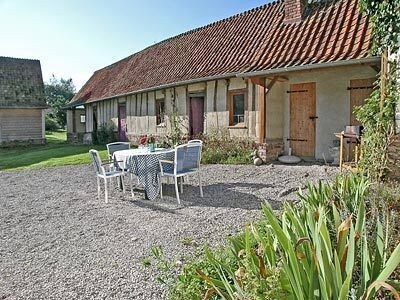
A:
70 72 239 106
69 57 380 107
237 57 381 78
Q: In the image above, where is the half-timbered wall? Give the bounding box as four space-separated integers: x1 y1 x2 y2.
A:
79 76 259 143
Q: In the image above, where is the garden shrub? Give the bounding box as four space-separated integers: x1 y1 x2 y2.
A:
201 130 255 165
93 123 116 145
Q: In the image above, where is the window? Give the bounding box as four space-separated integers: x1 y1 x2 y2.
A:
80 115 86 123
229 90 246 125
156 99 165 125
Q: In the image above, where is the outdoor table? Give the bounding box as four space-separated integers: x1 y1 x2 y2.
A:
113 148 174 200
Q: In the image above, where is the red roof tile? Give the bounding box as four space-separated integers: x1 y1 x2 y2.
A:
71 0 372 105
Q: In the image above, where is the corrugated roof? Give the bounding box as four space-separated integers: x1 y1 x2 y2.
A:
71 0 372 105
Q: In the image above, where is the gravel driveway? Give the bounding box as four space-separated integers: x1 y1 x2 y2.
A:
0 163 336 299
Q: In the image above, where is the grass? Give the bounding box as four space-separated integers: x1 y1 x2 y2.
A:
0 131 108 171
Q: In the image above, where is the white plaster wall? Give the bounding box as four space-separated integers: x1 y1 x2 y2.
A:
155 90 165 100
188 82 205 92
175 86 187 116
216 79 228 112
147 92 156 116
266 81 284 139
228 77 246 90
282 65 377 160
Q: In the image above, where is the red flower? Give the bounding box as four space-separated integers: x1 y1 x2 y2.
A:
139 135 148 145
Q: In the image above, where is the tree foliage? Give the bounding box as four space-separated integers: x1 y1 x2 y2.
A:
359 0 400 55
45 75 75 129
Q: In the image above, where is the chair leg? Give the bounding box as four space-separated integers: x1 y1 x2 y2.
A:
97 177 101 200
174 177 180 204
130 173 134 198
159 174 163 199
198 172 203 198
179 177 183 193
104 178 108 203
121 176 125 193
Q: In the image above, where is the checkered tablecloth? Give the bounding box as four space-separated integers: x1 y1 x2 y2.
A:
113 149 174 200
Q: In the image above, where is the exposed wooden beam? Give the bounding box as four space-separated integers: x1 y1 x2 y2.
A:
266 76 288 82
266 77 278 94
370 65 380 73
250 76 266 87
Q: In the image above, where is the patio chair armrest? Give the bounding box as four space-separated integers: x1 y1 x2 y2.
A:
159 160 174 165
159 159 174 176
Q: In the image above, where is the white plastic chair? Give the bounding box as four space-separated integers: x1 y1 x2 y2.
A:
159 143 203 204
106 141 138 190
106 142 131 164
188 139 203 144
89 149 128 203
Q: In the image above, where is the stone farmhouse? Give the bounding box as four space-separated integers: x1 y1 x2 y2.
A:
66 0 379 161
0 56 46 144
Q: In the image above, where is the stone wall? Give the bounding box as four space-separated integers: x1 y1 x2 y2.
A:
67 132 85 144
257 139 284 162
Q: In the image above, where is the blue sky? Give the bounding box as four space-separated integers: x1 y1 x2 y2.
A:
0 0 270 90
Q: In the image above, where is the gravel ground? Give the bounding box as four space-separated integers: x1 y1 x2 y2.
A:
0 163 337 299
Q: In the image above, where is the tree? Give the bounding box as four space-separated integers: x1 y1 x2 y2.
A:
45 75 75 129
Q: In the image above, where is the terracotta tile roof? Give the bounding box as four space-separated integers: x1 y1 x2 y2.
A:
71 0 372 105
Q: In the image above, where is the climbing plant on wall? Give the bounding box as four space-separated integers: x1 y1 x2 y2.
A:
359 0 400 55
356 0 400 181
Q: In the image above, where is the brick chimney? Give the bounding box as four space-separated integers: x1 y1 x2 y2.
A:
283 0 305 24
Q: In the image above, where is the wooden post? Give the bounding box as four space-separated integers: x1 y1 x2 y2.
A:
250 77 266 143
339 132 344 171
258 85 266 143
380 48 388 110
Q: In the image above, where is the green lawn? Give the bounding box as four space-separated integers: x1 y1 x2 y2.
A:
0 131 108 171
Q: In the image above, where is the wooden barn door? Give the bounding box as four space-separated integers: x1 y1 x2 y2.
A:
290 82 316 157
118 104 127 141
349 78 375 125
349 78 375 159
189 97 204 137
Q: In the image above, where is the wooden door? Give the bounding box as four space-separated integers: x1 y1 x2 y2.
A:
349 78 375 125
290 82 316 157
349 78 374 159
189 97 204 136
118 105 127 141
